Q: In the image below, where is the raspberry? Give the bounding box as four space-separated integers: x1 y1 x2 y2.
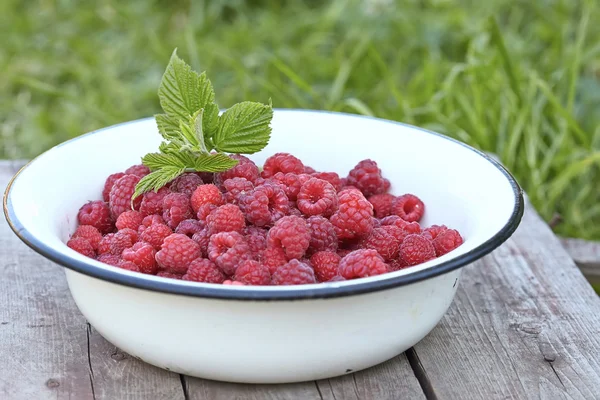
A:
72 225 102 250
97 231 134 256
234 260 271 285
270 173 311 201
191 228 211 257
240 183 289 227
223 280 245 286
304 166 317 174
109 174 141 218
297 178 338 217
244 226 268 254
190 184 224 213
115 210 143 231
267 216 311 260
118 260 141 272
380 225 409 245
310 251 341 282
169 173 204 197
138 214 166 233
372 217 381 228
122 242 157 274
380 215 409 229
197 204 218 222
433 229 463 256
339 249 387 279
387 258 407 272
223 178 254 204
117 228 138 244
259 246 288 274
96 254 120 266
368 194 395 218
423 225 448 241
67 237 95 258
399 234 436 266
330 190 374 239
359 227 400 261
311 172 342 191
337 248 353 258
102 172 125 202
162 193 193 229
175 219 204 237
215 155 260 184
124 164 151 178
208 232 252 275
346 159 387 197
327 275 346 282
288 203 302 217
306 216 337 254
156 233 202 274
77 201 113 234
206 204 245 234
139 187 171 216
392 194 425 222
139 223 172 250
261 153 304 178
272 259 316 285
183 258 226 284
156 271 184 280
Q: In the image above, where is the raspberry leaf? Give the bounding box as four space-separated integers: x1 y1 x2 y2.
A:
133 166 186 200
213 101 273 154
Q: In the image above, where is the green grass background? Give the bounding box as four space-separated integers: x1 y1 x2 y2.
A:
2 0 600 241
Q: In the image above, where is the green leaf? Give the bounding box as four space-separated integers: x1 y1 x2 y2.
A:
192 153 239 172
141 152 186 170
213 101 273 154
158 49 217 122
190 109 208 153
203 102 219 149
133 166 186 198
155 113 181 142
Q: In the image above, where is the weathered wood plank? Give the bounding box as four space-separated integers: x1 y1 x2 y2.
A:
412 199 600 399
560 237 600 284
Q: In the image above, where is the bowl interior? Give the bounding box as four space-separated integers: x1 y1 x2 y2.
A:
5 110 521 295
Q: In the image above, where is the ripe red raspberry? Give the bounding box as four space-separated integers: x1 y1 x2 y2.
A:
392 194 425 222
297 178 338 217
380 225 409 245
223 177 254 204
190 184 224 214
138 214 166 233
241 183 290 227
169 173 204 197
306 216 337 254
183 258 226 284
267 216 311 260
310 251 341 282
330 189 374 239
139 187 171 216
206 204 245 234
72 225 102 250
387 258 407 272
346 159 387 197
191 228 211 257
208 232 252 275
115 210 143 231
156 233 202 274
122 242 157 274
400 234 436 266
368 193 395 218
196 204 217 222
78 201 113 234
96 253 120 266
67 237 95 258
261 153 304 178
102 172 125 202
304 166 316 174
223 280 245 286
272 259 316 285
117 228 138 244
337 248 353 258
118 260 141 272
259 246 288 274
270 173 312 201
433 229 463 256
215 154 260 184
339 249 387 279
359 227 400 261
109 174 141 218
124 164 150 178
156 271 184 279
380 215 409 228
175 219 204 237
139 223 172 250
311 172 342 191
327 275 346 282
97 230 134 256
422 225 448 240
244 226 268 254
162 193 193 229
234 260 271 285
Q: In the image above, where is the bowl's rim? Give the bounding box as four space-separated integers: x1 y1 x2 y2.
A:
3 109 524 301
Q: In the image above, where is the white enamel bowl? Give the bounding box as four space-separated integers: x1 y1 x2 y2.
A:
4 110 523 383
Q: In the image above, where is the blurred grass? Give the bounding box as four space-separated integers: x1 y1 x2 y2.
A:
1 0 600 240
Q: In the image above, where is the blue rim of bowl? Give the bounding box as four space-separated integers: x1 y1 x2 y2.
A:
3 110 524 301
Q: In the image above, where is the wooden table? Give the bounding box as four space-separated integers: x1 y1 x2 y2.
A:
2 160 600 400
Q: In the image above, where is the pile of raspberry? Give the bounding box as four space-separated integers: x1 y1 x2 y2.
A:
67 154 463 286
